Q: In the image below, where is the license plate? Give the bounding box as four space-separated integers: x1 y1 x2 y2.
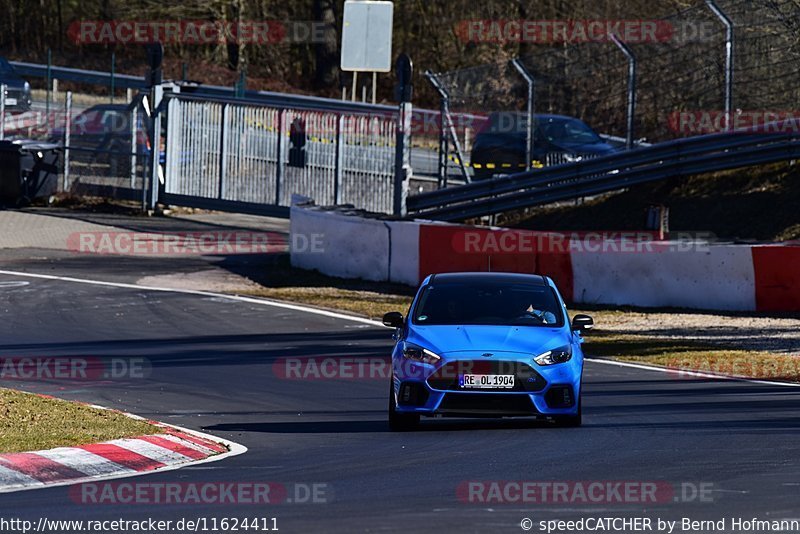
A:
459 374 515 389
4 98 16 106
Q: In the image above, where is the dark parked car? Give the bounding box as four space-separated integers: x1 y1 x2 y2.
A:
470 112 618 180
50 104 149 153
0 58 32 112
49 104 150 176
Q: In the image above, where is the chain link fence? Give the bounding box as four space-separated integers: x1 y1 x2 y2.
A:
424 0 800 184
0 81 151 204
163 95 398 214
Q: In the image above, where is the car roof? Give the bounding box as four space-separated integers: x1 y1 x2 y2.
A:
427 272 548 286
83 104 127 112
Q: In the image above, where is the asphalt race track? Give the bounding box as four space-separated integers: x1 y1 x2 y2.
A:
2 272 800 533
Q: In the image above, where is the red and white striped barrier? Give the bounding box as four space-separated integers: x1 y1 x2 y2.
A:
0 392 240 493
0 426 229 493
291 205 800 312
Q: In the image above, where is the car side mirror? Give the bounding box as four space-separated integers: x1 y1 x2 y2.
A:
382 311 404 329
571 314 594 333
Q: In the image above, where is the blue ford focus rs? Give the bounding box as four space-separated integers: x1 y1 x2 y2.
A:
383 272 593 430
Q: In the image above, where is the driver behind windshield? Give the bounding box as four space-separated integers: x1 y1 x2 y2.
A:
523 303 557 324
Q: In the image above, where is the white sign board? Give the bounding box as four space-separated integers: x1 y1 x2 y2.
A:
340 1 394 73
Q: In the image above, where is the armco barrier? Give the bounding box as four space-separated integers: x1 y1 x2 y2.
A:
289 204 800 312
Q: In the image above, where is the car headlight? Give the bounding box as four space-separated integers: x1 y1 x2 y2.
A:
534 345 572 366
23 81 30 92
402 342 441 365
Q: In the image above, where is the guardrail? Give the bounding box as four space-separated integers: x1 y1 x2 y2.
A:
407 129 800 221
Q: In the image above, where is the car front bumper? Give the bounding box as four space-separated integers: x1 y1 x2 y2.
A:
392 355 582 417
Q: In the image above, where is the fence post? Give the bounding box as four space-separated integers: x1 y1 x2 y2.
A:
275 110 285 205
63 91 72 191
0 83 6 141
334 114 344 205
46 48 52 118
428 72 449 188
130 96 138 189
218 104 229 199
110 52 116 104
392 54 413 217
510 58 535 170
147 84 163 210
705 0 734 131
609 33 637 149
425 71 471 188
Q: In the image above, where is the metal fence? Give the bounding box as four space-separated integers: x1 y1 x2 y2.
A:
0 82 151 204
422 0 800 188
62 95 151 202
162 94 397 215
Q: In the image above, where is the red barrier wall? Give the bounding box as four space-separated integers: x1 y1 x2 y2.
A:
752 246 800 311
417 225 574 301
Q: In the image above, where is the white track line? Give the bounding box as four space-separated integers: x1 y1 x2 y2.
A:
1 268 797 390
587 357 800 388
0 269 382 327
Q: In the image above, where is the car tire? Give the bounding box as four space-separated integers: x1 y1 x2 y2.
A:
553 397 582 428
388 378 419 431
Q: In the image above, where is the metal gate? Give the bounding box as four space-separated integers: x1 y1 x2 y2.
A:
162 94 398 215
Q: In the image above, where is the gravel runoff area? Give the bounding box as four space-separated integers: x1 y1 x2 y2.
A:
581 308 800 354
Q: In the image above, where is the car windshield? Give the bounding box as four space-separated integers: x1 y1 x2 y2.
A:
539 117 602 144
483 114 602 145
412 281 564 327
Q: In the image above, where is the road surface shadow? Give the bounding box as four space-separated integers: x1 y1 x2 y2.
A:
205 417 563 434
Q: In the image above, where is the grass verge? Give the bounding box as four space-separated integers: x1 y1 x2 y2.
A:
0 389 158 453
583 332 800 382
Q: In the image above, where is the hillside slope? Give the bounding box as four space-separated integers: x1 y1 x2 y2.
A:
506 163 800 242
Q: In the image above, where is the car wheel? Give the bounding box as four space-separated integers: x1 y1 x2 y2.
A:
388 378 419 431
553 397 582 428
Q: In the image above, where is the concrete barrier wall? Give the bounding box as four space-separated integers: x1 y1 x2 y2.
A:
289 204 800 312
571 245 756 311
290 205 420 285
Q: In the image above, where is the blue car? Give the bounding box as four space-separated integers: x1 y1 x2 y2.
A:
383 272 593 430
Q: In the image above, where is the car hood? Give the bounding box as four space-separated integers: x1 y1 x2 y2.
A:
408 325 570 356
0 75 28 90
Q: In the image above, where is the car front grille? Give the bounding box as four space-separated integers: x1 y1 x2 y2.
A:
437 393 538 416
426 360 546 392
